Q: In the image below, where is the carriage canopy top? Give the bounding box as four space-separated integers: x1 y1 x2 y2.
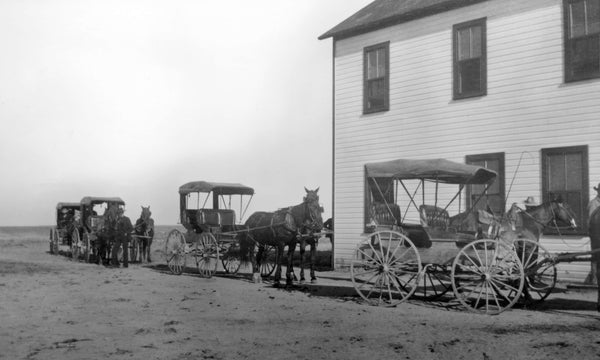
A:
365 158 497 185
179 181 255 196
80 197 125 206
56 202 81 210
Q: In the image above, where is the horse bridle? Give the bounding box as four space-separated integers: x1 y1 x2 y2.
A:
519 202 576 231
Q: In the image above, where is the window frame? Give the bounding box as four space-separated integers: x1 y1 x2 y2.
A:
563 0 600 82
363 41 390 114
453 18 487 100
541 145 589 235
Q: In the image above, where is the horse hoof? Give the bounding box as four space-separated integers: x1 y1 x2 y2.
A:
299 279 306 285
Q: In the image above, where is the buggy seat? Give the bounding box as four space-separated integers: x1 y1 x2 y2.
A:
370 202 401 228
196 209 236 227
419 205 450 230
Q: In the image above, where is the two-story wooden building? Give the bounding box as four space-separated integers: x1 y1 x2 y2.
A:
319 0 600 283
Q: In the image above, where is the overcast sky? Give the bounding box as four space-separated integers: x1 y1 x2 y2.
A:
0 0 372 226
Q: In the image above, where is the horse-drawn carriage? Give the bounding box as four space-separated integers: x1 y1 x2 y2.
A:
49 202 80 255
164 181 271 276
71 196 126 262
351 158 578 314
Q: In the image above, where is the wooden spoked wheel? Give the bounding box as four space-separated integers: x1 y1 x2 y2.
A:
82 231 91 263
451 239 524 315
195 233 219 278
222 244 242 274
257 245 277 277
351 230 422 307
71 229 81 260
413 263 452 300
164 229 187 275
512 238 556 305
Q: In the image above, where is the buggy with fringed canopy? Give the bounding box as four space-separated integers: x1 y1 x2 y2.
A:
351 158 528 314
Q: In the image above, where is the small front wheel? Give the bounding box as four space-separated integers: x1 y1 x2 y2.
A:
195 233 219 278
351 230 422 307
165 229 186 275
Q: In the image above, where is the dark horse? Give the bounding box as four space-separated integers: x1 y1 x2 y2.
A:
588 208 600 311
240 187 324 287
134 206 154 263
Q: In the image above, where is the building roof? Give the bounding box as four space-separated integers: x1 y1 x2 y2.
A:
318 0 487 40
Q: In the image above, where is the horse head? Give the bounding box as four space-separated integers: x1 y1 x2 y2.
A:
551 198 577 230
302 187 324 232
140 206 152 222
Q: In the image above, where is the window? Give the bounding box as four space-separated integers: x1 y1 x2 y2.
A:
564 0 600 82
363 42 389 114
453 18 487 99
541 145 588 235
466 153 505 215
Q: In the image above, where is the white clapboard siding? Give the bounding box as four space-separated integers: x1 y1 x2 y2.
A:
330 0 600 282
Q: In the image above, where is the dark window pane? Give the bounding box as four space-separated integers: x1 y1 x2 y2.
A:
590 0 600 34
458 28 471 60
548 154 566 191
376 48 386 77
459 58 481 94
570 35 600 78
471 26 482 58
570 1 587 38
367 51 378 79
366 78 385 109
566 153 583 190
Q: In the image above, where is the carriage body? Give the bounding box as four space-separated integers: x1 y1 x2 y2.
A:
164 181 255 276
70 196 126 262
352 158 528 314
49 202 81 254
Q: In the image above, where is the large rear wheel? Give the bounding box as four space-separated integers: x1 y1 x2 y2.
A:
165 229 186 275
195 233 219 278
451 239 524 315
350 230 421 307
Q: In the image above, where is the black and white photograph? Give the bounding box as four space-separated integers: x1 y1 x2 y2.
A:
1 0 600 359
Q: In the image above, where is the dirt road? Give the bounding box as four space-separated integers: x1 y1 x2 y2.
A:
1 231 600 360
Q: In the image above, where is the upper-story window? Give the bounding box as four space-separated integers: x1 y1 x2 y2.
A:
363 42 389 114
564 0 600 82
453 18 487 99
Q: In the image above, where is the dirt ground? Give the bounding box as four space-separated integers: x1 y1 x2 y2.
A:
1 229 600 360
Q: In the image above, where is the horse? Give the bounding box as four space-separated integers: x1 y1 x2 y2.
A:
503 198 577 241
449 198 577 242
134 206 155 263
588 208 600 312
239 187 324 287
